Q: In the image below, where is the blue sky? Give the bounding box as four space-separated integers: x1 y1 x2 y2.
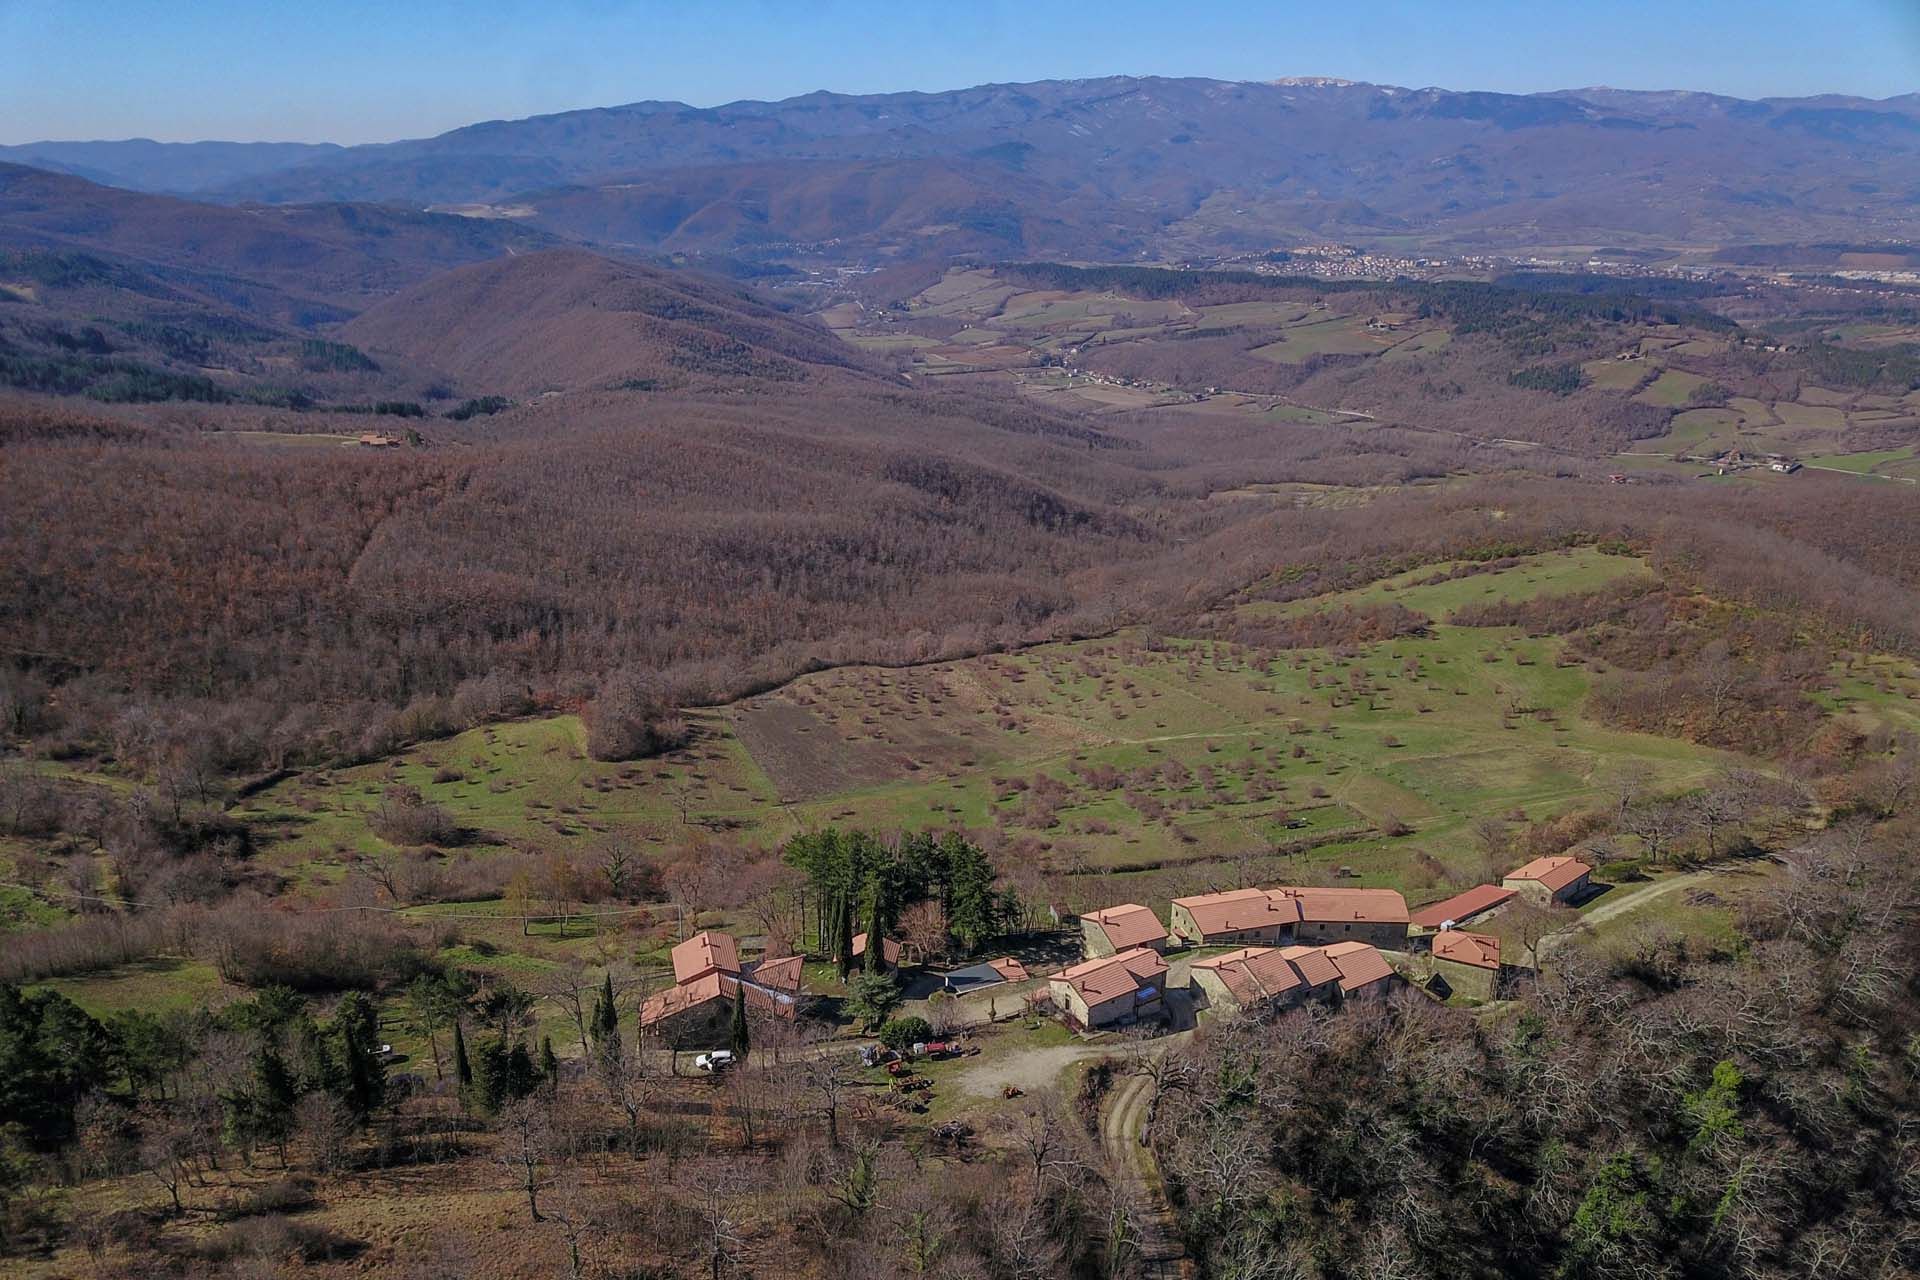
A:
3 0 1918 144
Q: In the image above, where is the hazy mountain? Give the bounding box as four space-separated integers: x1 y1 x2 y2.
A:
0 139 341 194
0 162 561 316
12 77 1916 257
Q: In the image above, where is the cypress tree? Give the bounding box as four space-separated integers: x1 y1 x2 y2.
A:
453 1019 473 1092
729 984 750 1061
864 888 886 976
835 895 855 979
591 972 619 1059
540 1036 559 1093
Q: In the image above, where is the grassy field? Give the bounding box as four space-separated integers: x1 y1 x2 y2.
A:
1634 368 1712 407
229 548 1721 915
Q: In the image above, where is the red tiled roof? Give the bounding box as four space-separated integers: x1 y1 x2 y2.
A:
1411 884 1517 929
1192 946 1306 1006
1054 947 1168 1004
1321 941 1397 994
750 955 804 992
672 930 741 984
851 932 902 965
1431 930 1501 971
989 957 1031 983
1173 888 1301 936
1271 886 1410 925
1083 903 1170 951
638 972 794 1026
1505 856 1591 893
1276 944 1342 989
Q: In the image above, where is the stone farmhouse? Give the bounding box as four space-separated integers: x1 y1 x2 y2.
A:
1079 902 1173 958
1503 855 1593 905
1048 947 1168 1030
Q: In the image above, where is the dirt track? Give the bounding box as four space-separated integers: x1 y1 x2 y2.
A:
1100 1053 1195 1277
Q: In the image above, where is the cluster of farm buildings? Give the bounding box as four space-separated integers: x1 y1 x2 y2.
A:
632 854 1594 1047
1057 853 1591 1029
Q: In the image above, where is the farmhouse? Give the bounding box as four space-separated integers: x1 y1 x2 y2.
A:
1427 930 1506 1000
637 972 795 1047
851 932 903 968
639 929 805 1047
1168 887 1299 946
1189 945 1337 1016
1170 886 1410 949
1048 947 1168 1030
1080 902 1172 958
1321 941 1401 998
1275 887 1410 949
1409 884 1517 937
1503 856 1593 905
672 930 742 983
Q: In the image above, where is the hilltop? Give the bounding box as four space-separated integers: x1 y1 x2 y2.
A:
338 248 866 394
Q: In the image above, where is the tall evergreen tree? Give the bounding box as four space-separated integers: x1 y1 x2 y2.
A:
864 887 887 976
334 991 386 1116
453 1019 473 1093
729 984 750 1061
590 972 619 1060
835 895 855 979
539 1036 559 1094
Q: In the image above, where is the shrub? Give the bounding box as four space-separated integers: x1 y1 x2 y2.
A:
200 1215 360 1264
585 671 690 762
368 786 459 846
877 1016 934 1052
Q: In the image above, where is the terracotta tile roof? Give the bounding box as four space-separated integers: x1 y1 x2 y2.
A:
1272 886 1410 925
1173 887 1301 936
1054 947 1168 1004
1431 930 1502 971
1505 856 1591 894
1082 902 1170 951
672 930 741 984
638 972 794 1026
989 956 1031 983
750 955 804 992
1276 944 1342 989
851 932 902 966
1192 946 1306 1006
1411 884 1517 929
1320 941 1397 994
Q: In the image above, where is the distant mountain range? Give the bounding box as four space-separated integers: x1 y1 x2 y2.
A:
9 76 1920 259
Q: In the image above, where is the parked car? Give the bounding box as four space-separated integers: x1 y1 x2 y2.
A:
694 1051 736 1073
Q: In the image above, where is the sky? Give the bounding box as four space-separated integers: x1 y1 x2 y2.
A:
2 0 1918 145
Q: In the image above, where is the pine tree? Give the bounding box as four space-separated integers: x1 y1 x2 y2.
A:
729 983 750 1061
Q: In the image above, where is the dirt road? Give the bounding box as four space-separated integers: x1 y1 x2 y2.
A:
1540 866 1740 956
1100 1054 1195 1278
